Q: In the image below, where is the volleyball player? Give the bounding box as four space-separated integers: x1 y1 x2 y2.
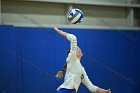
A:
54 27 111 93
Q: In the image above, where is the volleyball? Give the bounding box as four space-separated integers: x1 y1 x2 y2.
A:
68 8 84 24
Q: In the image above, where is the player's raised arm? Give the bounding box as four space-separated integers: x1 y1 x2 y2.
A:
53 27 69 38
53 27 77 61
53 27 77 44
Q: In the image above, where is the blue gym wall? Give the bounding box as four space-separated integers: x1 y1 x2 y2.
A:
0 25 140 93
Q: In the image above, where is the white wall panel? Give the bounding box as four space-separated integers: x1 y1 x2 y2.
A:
2 1 66 25
1 0 140 29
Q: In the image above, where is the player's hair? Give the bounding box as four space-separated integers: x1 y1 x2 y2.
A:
56 48 70 78
61 48 70 71
67 48 70 56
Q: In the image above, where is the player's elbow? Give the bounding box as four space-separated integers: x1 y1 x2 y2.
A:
67 34 77 41
70 34 77 42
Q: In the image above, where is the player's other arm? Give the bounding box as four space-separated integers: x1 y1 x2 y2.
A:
82 69 111 93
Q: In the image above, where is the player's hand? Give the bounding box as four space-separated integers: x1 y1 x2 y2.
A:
55 71 63 78
53 27 68 38
54 27 61 33
104 89 111 93
96 88 111 93
54 27 59 31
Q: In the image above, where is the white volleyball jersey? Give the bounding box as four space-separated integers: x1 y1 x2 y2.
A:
57 34 98 92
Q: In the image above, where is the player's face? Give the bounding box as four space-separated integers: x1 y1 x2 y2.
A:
76 46 83 58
